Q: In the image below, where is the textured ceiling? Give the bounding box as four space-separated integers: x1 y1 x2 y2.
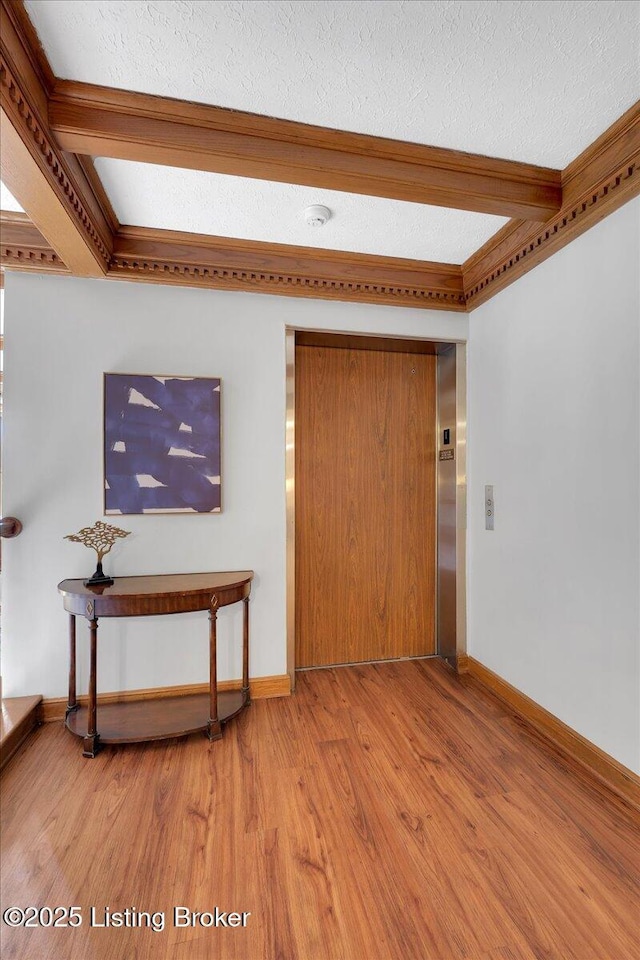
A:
95 159 508 262
26 0 640 166
16 1 640 265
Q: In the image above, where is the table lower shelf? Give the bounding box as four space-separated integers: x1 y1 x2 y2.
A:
65 690 247 745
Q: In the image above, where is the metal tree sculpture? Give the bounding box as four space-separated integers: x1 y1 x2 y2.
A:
64 520 131 586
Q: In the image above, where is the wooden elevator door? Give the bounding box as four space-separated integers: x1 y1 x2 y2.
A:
295 343 436 668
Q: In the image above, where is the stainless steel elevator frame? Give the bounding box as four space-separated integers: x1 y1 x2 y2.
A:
435 343 467 668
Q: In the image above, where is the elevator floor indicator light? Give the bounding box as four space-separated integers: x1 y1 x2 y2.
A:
443 428 450 445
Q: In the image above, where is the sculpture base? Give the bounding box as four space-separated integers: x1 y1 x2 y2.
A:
84 561 113 587
83 576 114 587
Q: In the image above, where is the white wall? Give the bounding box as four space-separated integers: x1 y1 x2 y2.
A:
1 276 467 699
468 198 640 773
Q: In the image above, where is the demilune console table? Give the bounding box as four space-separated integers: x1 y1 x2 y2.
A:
57 571 253 758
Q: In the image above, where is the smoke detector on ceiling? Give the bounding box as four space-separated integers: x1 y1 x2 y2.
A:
304 204 332 227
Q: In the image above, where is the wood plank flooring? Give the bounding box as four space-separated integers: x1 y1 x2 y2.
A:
1 659 638 960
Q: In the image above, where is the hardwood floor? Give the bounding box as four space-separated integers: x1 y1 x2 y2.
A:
1 659 638 960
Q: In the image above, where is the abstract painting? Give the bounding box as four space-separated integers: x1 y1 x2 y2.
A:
104 374 221 514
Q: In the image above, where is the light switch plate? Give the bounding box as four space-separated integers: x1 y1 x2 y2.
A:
485 485 494 530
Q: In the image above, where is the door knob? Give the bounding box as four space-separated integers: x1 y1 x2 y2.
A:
0 517 23 538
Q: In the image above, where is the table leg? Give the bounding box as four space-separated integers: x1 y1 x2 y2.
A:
66 614 78 717
242 596 250 704
207 599 222 741
83 617 100 758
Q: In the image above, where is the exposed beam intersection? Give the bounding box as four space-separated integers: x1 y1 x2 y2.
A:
1 2 638 313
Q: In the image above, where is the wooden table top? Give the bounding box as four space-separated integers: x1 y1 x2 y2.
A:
58 571 254 598
57 571 254 617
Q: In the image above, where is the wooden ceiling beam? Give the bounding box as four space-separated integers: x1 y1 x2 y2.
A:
0 209 68 274
4 88 638 314
109 225 466 311
0 1 112 276
49 80 562 221
2 1 636 312
0 210 466 310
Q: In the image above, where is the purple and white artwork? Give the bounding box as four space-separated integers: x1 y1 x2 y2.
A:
104 374 221 514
